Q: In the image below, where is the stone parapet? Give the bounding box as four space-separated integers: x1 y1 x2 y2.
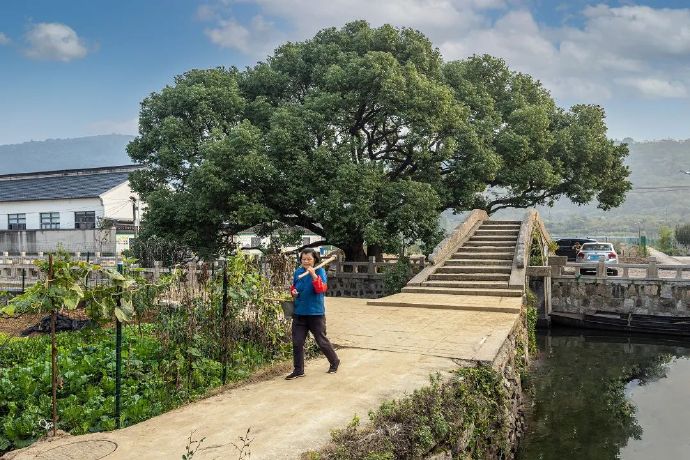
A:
551 277 690 316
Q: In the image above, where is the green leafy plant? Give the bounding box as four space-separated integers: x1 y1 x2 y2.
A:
382 256 415 296
181 430 206 460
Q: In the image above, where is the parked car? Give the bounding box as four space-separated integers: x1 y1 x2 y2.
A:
576 242 619 275
555 238 597 261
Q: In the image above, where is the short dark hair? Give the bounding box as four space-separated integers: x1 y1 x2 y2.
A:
299 248 321 264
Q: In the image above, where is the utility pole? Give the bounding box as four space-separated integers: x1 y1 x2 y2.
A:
129 196 138 237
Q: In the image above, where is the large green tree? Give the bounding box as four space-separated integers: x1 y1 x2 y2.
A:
128 21 631 261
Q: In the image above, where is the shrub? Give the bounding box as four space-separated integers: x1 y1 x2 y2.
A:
676 224 690 247
383 257 414 295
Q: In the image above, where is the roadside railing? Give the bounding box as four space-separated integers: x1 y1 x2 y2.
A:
557 260 690 280
0 255 428 292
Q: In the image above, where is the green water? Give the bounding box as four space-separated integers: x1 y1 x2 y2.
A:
518 329 690 460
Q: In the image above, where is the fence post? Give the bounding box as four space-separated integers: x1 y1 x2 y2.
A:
187 262 197 292
153 261 162 281
597 260 606 278
221 260 229 385
335 254 343 275
115 261 123 429
647 259 658 278
368 256 376 275
48 255 57 437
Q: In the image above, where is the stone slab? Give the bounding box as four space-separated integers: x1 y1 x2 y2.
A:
368 293 522 313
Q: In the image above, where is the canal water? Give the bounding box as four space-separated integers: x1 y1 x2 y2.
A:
518 328 690 460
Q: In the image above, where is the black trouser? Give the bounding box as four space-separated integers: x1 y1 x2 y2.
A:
292 314 339 373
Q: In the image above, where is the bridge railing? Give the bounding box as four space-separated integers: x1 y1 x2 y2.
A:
328 255 426 278
511 209 551 289
555 260 690 280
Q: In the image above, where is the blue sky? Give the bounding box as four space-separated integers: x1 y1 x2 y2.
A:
2 0 690 145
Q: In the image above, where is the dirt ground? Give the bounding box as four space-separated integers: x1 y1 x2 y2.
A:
0 310 91 337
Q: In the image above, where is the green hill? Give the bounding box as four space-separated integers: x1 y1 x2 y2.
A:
447 139 690 238
0 134 135 174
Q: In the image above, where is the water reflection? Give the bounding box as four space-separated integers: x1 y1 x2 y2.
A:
518 329 690 460
621 357 690 459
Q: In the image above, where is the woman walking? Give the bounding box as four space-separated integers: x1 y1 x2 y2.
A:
285 248 340 380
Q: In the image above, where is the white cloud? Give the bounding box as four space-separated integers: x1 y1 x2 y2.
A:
618 77 688 98
0 32 10 45
24 23 88 62
199 2 690 101
205 18 252 52
579 5 690 57
205 13 281 55
86 117 139 136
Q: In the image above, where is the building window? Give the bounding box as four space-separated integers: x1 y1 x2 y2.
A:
74 211 96 229
302 236 311 247
8 213 26 230
40 212 60 230
250 236 262 248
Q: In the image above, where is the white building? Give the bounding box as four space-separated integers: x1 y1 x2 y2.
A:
235 226 329 256
0 165 142 255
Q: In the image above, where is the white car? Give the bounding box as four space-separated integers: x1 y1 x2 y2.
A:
576 242 619 275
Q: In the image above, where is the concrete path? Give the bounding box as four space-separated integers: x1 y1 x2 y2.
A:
5 298 519 460
648 247 684 265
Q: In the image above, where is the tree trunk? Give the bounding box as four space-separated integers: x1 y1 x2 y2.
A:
342 241 368 262
367 243 385 262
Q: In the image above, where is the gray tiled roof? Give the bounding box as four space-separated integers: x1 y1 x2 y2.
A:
0 166 138 202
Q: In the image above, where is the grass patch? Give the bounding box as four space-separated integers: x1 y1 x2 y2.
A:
306 366 514 460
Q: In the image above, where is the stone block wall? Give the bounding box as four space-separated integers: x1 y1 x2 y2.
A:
551 278 690 316
326 276 385 298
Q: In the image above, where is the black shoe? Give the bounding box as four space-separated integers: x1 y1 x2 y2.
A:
285 371 305 380
327 359 340 374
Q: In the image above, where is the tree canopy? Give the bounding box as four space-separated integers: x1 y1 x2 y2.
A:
128 21 631 260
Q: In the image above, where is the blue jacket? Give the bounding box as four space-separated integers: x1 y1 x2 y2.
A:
292 267 327 315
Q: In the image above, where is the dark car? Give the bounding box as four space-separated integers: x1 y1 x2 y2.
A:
555 238 597 261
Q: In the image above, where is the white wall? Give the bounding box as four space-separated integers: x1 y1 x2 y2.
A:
0 228 117 254
100 181 141 222
0 198 103 230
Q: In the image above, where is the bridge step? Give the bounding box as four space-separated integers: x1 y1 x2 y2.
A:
437 265 512 274
463 240 516 247
429 273 511 281
402 286 523 297
484 220 522 225
367 293 522 314
468 235 517 242
455 246 514 254
442 259 512 267
451 252 514 260
473 230 520 237
423 280 510 289
476 224 520 229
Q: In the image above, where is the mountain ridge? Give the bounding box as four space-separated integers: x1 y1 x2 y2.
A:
0 134 135 174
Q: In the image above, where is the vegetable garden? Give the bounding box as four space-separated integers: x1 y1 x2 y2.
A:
0 251 296 454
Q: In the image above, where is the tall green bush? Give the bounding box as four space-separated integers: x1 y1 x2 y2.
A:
657 226 674 254
676 223 690 247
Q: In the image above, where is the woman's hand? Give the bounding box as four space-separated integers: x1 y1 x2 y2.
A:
306 266 317 279
290 287 298 298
